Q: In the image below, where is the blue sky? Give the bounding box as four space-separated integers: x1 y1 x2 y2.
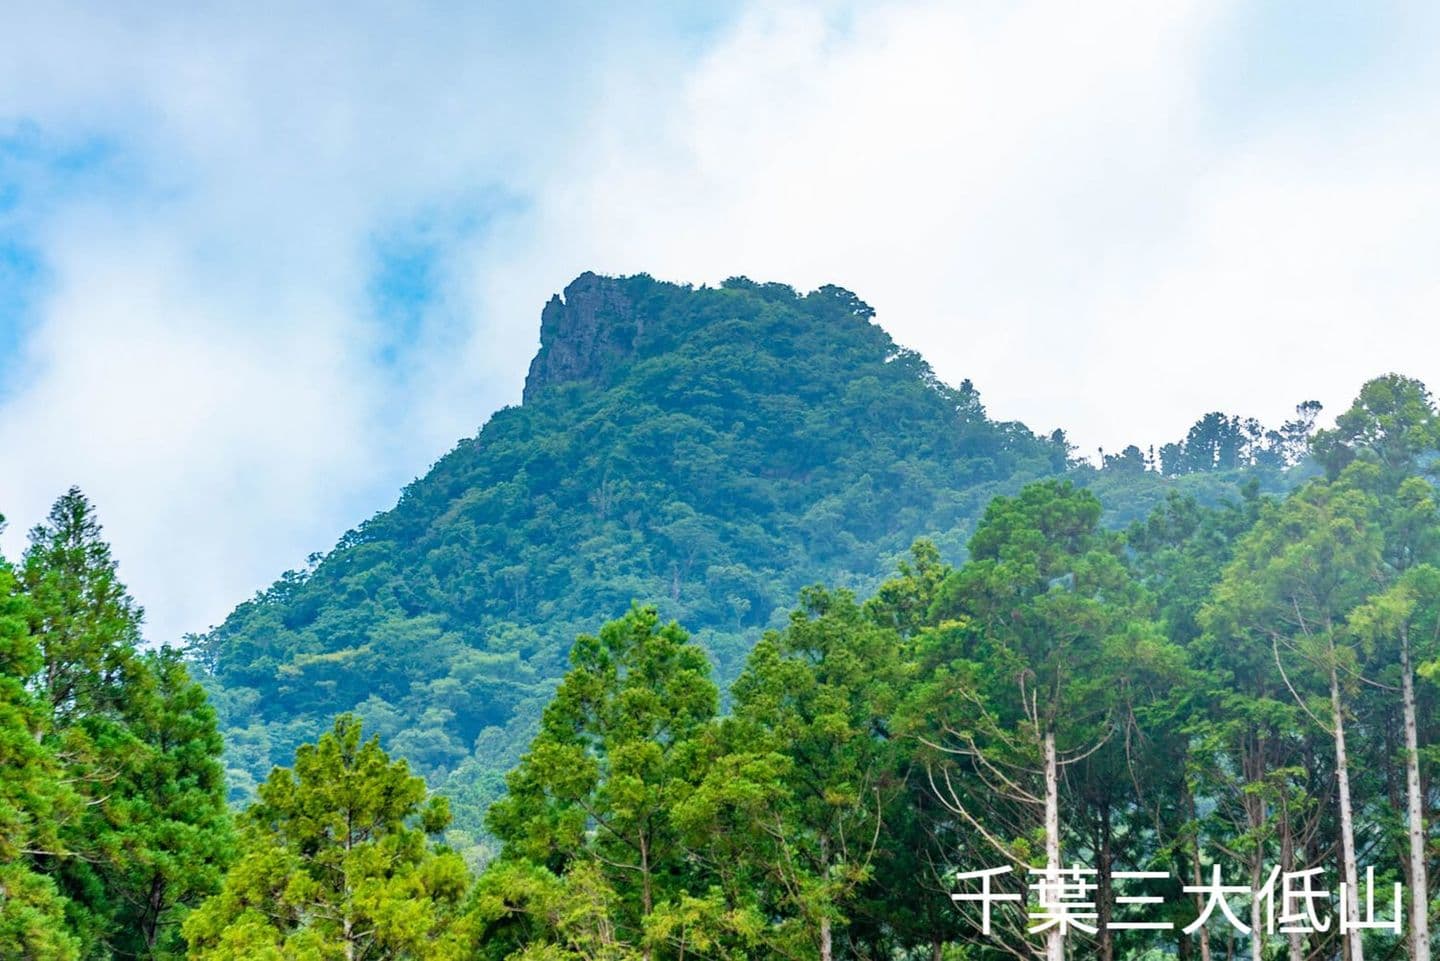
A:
2 0 1439 642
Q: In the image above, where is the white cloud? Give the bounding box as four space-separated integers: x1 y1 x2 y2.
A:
467 0 1230 438
2 0 1439 640
0 1 697 639
499 0 1440 451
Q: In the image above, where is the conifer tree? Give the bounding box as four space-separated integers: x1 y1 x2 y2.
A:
725 586 905 961
103 648 235 959
1205 479 1384 961
912 480 1166 961
16 489 233 959
22 488 144 726
184 714 469 960
485 605 719 961
0 538 81 961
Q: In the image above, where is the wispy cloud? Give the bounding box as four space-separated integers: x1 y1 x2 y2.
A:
2 0 1438 641
0 0 735 639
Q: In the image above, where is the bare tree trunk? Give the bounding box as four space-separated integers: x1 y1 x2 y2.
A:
1044 729 1064 961
1330 663 1365 961
1280 812 1303 961
1189 791 1213 961
1243 734 1267 961
1098 801 1114 961
1195 857 1213 961
1249 853 1264 961
1401 630 1432 961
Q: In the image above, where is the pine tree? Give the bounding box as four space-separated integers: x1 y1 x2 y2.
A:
183 714 470 960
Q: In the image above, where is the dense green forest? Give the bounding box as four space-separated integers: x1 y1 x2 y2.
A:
3 275 1435 959
185 274 1304 854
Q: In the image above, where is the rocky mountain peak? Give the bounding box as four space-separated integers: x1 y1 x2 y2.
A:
522 272 644 403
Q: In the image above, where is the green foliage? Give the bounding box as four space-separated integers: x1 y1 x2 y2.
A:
727 586 909 958
1153 403 1320 477
21 287 1436 961
195 274 1288 844
183 714 470 960
927 480 1153 741
0 552 82 961
22 488 145 727
101 648 236 960
0 491 234 961
195 274 1078 839
1312 373 1440 482
483 606 720 959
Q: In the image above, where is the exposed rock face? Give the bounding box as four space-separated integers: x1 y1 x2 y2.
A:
523 272 643 402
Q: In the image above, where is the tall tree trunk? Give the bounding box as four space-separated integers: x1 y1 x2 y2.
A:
1189 791 1213 961
1401 630 1432 961
1044 729 1064 961
1242 732 1268 961
1249 851 1264 961
1098 801 1114 961
1330 663 1365 961
1194 858 1213 961
144 873 166 953
1280 810 1303 961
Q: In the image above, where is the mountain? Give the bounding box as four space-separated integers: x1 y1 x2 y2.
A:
192 272 1286 856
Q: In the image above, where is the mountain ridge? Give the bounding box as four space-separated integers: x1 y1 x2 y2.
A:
194 271 1285 858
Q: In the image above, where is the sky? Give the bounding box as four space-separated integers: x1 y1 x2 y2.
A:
2 0 1439 643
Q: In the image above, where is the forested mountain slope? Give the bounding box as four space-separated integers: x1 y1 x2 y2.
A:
192 272 1293 850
